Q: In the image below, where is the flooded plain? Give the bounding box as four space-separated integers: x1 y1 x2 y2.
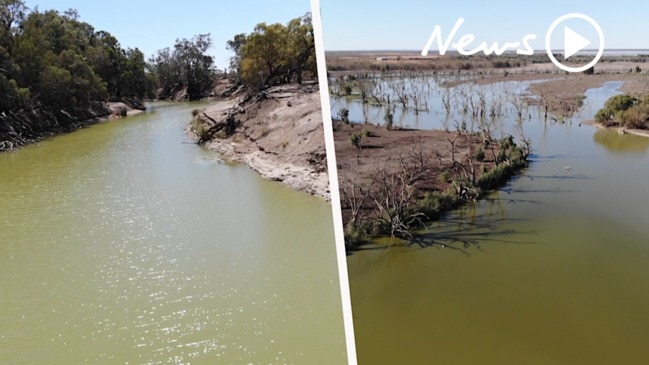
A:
334 77 649 364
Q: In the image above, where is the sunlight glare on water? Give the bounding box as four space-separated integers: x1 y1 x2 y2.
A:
0 102 346 364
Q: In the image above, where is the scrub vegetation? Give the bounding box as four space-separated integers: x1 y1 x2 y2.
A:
226 13 316 90
334 121 530 250
0 0 155 150
0 0 315 152
595 94 649 130
190 13 317 143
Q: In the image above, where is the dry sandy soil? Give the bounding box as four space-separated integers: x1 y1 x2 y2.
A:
334 122 508 225
191 84 330 199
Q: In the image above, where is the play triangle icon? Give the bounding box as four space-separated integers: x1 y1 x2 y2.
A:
564 26 591 59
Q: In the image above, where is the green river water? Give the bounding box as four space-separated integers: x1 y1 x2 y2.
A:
0 103 346 364
344 81 649 364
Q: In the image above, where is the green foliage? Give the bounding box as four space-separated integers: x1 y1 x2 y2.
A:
594 94 649 129
237 13 315 90
0 2 158 150
191 115 209 140
349 131 363 148
226 33 247 81
476 147 485 162
0 3 154 105
417 191 455 221
499 135 515 150
478 137 529 191
438 170 450 183
344 219 378 248
150 34 217 100
605 94 637 112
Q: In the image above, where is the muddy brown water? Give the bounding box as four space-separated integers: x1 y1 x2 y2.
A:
335 79 649 364
0 102 346 364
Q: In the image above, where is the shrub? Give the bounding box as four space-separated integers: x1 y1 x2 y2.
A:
191 117 209 140
438 170 450 183
349 131 363 148
595 94 641 126
344 220 378 249
499 135 515 150
476 148 485 162
605 94 637 111
417 191 455 220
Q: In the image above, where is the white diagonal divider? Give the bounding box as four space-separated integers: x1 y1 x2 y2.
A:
310 1 359 364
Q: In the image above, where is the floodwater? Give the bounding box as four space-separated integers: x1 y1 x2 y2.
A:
336 78 649 364
0 102 346 364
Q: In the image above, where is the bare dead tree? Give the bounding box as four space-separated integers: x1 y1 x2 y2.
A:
370 165 427 239
441 88 452 115
447 134 459 164
341 177 374 227
391 82 409 110
515 123 532 157
357 80 371 104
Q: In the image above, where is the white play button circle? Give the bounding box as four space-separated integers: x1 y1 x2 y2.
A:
546 13 605 73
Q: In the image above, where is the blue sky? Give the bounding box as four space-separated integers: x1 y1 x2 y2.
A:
319 0 649 52
30 0 312 70
23 1 649 68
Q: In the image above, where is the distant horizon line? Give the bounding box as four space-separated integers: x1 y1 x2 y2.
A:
326 48 649 53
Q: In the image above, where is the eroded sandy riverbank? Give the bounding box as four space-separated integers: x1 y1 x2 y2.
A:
189 84 330 199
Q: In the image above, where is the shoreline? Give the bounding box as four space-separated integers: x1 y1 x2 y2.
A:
333 122 529 249
331 71 646 249
202 137 330 199
1 101 146 152
583 119 649 138
189 84 331 200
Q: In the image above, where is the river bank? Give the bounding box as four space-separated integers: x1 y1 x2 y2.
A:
0 100 146 152
334 122 529 249
584 118 649 138
189 84 330 199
